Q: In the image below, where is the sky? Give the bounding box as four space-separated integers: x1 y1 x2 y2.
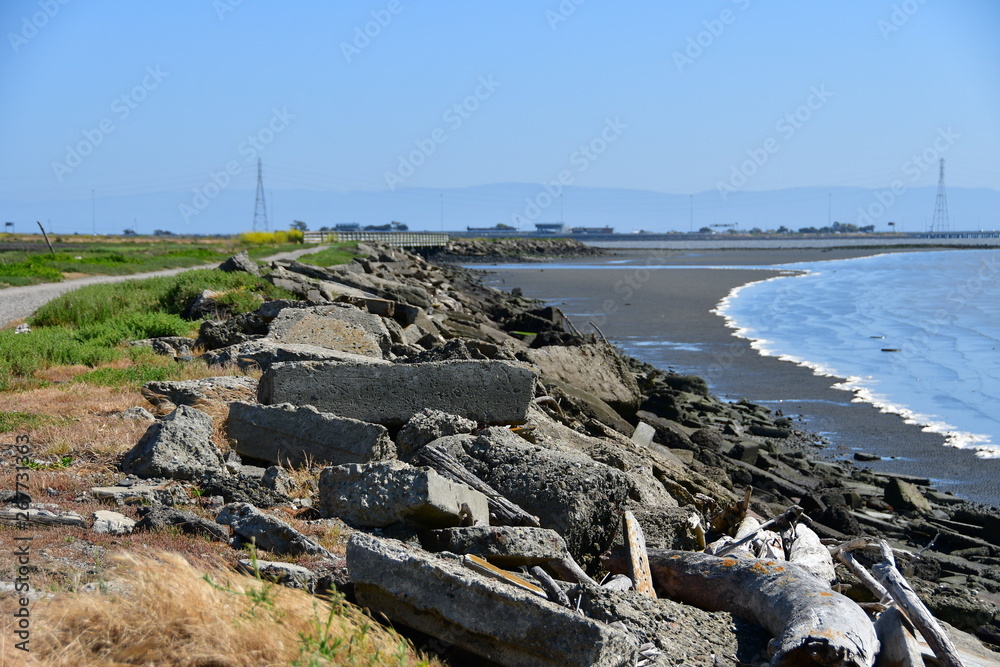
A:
1 1 998 234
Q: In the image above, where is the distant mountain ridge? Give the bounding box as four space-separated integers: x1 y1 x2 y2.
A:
3 183 998 236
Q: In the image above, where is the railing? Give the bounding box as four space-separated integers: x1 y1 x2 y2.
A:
303 231 451 247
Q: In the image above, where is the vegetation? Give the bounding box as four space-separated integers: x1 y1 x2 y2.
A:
296 242 359 267
238 229 305 245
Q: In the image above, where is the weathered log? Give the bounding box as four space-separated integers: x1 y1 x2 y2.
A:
873 607 923 667
711 485 753 535
547 555 600 587
836 551 889 601
872 540 963 667
411 443 541 527
623 511 656 598
603 548 878 667
789 524 837 586
715 505 802 557
529 565 571 607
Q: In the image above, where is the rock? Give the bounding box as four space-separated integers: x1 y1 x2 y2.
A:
318 461 489 529
261 466 293 496
433 427 631 563
182 289 227 320
198 313 267 350
749 424 792 439
120 406 223 481
90 510 136 535
236 559 316 591
216 502 329 557
347 533 638 667
133 506 230 541
200 473 290 508
259 360 537 426
885 477 933 514
285 261 433 308
423 526 569 566
630 422 656 448
202 339 386 371
227 402 395 468
396 408 477 459
90 482 190 506
218 250 260 276
142 376 258 413
265 265 340 301
264 304 391 358
118 406 155 421
130 336 197 357
527 343 642 415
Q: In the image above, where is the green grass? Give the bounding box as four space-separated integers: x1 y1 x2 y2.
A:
74 363 181 389
1 268 295 392
296 242 359 267
0 410 59 433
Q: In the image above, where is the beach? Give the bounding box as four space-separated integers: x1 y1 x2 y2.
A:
478 246 1000 504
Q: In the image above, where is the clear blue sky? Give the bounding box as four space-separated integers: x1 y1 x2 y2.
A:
1 1 998 232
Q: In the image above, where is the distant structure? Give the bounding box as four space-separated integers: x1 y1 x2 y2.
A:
931 158 949 232
252 158 269 232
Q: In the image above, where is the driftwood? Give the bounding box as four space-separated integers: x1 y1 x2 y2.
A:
711 485 753 535
623 511 656 598
601 574 633 592
547 555 600 588
715 504 803 557
604 549 878 667
411 444 541 527
529 565 571 607
836 550 889 601
463 555 545 597
874 607 923 667
788 524 837 586
872 540 963 667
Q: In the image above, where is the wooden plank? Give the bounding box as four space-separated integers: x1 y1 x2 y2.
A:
463 555 545 597
623 511 656 598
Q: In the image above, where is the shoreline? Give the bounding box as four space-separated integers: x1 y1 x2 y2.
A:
479 246 1000 505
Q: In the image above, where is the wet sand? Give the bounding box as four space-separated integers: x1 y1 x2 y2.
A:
479 247 998 504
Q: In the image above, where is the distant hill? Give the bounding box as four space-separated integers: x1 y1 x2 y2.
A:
3 183 998 236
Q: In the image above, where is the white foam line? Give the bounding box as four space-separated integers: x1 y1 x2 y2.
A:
715 266 1000 459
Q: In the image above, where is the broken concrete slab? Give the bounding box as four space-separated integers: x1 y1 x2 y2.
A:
202 340 388 371
431 427 631 563
885 477 933 514
423 526 569 566
265 304 391 358
227 402 395 468
237 559 316 591
631 422 656 448
90 510 136 535
120 406 224 481
527 343 642 414
216 502 329 557
141 376 258 413
90 482 190 507
133 506 230 542
396 408 477 459
0 507 85 527
319 461 489 529
347 533 638 667
218 250 260 276
258 360 537 426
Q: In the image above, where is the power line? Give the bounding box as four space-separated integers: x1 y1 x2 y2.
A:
252 158 269 232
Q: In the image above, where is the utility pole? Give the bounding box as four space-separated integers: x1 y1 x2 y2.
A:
931 158 949 232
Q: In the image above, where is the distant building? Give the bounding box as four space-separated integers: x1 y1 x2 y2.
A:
335 223 360 231
534 223 567 234
570 226 614 234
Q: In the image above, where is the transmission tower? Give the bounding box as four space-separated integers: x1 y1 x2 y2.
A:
252 158 269 231
931 158 949 232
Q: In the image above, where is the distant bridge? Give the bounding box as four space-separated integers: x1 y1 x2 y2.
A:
303 231 450 248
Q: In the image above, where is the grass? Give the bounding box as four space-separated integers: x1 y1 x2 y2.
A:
0 551 442 666
0 410 58 433
296 242 360 267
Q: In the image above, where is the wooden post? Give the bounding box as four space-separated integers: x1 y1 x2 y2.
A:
623 511 656 598
36 221 55 255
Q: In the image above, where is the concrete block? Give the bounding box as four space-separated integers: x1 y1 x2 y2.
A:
120 406 224 481
203 340 388 371
527 343 641 413
265 304 391 358
631 422 656 448
347 533 637 667
424 526 569 566
319 461 489 528
90 510 136 535
216 502 329 557
259 360 537 426
227 402 395 468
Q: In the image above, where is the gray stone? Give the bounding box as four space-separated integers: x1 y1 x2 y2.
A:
265 304 391 358
424 526 569 566
319 461 489 529
348 533 637 667
120 406 224 481
527 343 641 414
266 265 339 301
396 408 477 459
237 559 316 591
119 406 155 421
134 506 230 541
433 428 631 563
259 360 537 426
219 250 260 276
630 422 656 448
287 262 433 308
885 477 933 514
90 510 136 535
216 502 329 557
227 402 395 467
202 340 387 371
142 376 258 412
90 483 191 506
261 466 293 496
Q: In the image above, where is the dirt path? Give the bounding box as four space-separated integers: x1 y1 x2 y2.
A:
0 246 326 329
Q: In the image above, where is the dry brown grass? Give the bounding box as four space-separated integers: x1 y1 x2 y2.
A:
0 551 441 666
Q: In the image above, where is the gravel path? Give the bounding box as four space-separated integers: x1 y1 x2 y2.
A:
0 246 326 329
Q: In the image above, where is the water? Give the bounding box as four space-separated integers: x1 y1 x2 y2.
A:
717 249 1000 459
